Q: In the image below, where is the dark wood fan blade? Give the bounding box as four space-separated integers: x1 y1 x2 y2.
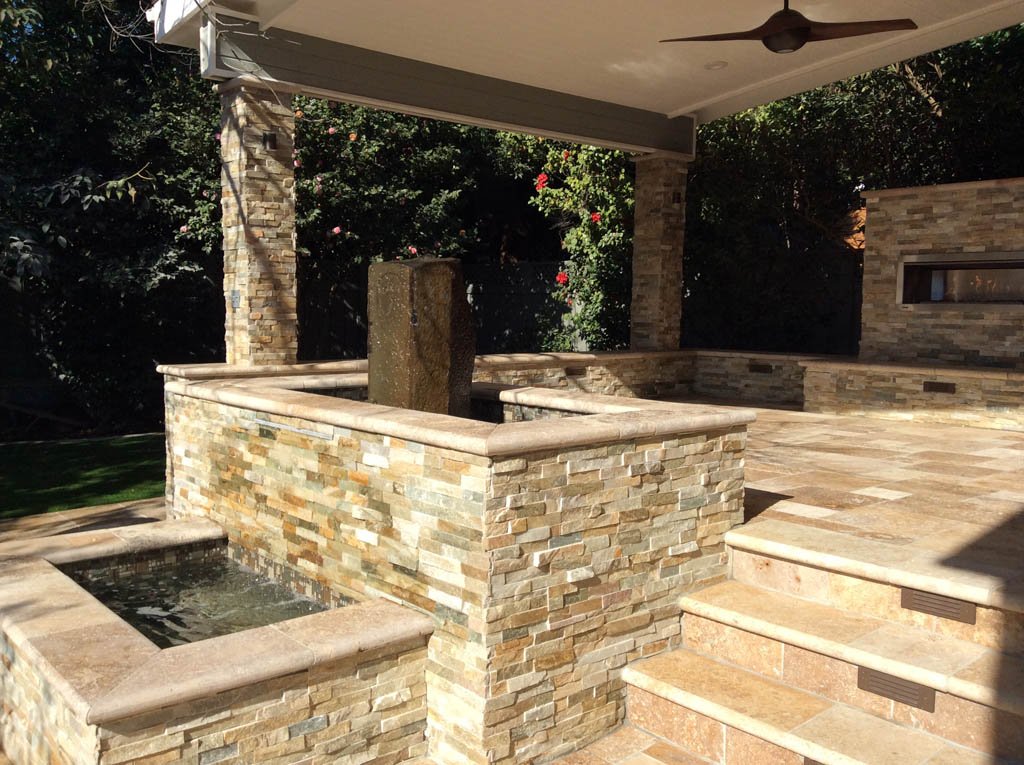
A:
660 28 765 43
806 18 918 41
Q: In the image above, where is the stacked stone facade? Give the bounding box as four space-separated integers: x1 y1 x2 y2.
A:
860 178 1024 369
802 360 1024 430
220 85 298 366
630 155 689 351
95 645 428 764
690 351 812 405
164 385 747 763
0 630 98 765
473 352 695 399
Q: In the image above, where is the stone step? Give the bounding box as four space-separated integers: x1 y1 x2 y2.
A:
726 522 1024 656
726 519 1024 613
680 580 1024 757
550 724 715 764
623 650 1004 765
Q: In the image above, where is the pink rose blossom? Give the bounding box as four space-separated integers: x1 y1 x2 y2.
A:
179 225 189 234
408 246 418 255
328 127 337 135
332 226 342 235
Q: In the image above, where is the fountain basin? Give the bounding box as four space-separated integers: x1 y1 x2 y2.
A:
160 370 755 763
0 519 433 765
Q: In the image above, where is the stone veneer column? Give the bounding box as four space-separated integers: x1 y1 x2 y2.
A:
629 153 689 351
219 84 298 365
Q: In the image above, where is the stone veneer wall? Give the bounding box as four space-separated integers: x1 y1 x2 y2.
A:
803 361 1024 431
860 178 1024 369
630 155 689 351
0 630 99 764
95 643 428 765
473 352 695 399
165 390 746 763
690 351 815 405
220 84 298 366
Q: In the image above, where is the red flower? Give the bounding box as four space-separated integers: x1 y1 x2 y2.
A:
562 150 571 161
555 271 569 285
590 212 602 223
535 172 549 191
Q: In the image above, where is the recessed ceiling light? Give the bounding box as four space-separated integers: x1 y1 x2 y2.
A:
704 60 729 71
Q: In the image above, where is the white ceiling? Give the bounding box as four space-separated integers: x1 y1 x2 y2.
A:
155 0 1024 122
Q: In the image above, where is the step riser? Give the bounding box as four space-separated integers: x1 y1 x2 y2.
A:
731 548 1024 655
627 684 804 765
683 614 1024 759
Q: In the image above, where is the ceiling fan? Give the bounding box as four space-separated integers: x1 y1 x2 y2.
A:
661 0 918 54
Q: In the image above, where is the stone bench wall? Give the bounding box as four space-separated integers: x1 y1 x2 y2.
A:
690 350 817 405
803 361 1024 431
472 351 695 399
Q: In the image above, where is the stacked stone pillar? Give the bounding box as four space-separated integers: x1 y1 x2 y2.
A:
219 84 298 365
630 153 689 351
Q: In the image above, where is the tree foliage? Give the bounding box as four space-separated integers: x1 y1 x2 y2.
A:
2 1 1022 435
684 25 1024 353
1 0 223 432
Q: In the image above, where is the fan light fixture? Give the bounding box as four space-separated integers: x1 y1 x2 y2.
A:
661 0 917 55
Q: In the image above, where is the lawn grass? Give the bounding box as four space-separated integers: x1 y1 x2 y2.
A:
0 434 165 519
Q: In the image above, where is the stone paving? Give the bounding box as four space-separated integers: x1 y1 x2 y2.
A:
0 497 164 544
733 405 1024 591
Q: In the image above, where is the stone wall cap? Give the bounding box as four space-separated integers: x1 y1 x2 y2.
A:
799 358 1024 381
862 176 1024 201
86 599 433 724
168 379 754 457
691 349 842 362
156 359 368 380
158 351 697 381
0 518 224 565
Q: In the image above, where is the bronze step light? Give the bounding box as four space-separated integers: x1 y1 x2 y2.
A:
858 666 936 712
901 587 977 625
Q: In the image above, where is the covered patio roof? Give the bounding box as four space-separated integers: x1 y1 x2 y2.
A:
149 0 1024 154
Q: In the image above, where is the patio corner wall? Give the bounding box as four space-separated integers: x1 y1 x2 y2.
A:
860 177 1024 370
163 378 751 764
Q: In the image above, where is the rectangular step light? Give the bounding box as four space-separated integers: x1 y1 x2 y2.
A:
858 666 936 712
901 587 977 625
922 380 957 394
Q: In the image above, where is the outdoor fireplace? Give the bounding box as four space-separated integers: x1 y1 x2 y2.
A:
899 252 1024 305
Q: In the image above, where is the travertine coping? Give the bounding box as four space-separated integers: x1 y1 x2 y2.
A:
165 377 756 457
156 349 830 381
157 358 368 380
862 175 1024 200
691 349 831 363
0 517 224 565
800 358 1024 382
0 519 434 726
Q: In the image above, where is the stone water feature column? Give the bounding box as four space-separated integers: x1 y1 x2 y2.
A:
219 84 298 366
367 257 476 417
630 153 689 351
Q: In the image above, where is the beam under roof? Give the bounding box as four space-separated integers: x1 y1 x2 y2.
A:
200 15 695 155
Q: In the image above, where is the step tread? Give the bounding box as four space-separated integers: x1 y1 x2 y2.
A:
682 580 1024 716
725 519 1024 612
624 650 993 765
